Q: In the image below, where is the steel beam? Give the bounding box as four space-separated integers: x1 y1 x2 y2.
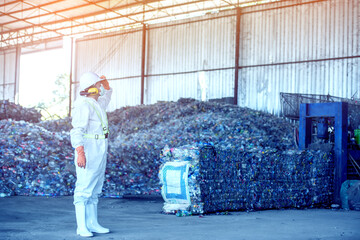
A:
2 0 68 15
0 0 21 8
140 24 147 105
0 10 64 38
1 0 211 43
0 0 161 32
234 7 240 105
14 46 20 103
68 38 73 117
1 0 207 41
2 53 5 100
84 0 142 24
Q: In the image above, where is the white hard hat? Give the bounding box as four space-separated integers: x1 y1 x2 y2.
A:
79 72 101 91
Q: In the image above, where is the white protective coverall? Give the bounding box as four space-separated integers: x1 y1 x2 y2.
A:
70 88 112 205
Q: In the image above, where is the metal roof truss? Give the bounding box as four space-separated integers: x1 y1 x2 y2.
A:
0 0 281 49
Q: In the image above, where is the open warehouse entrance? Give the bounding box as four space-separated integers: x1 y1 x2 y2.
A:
19 45 70 119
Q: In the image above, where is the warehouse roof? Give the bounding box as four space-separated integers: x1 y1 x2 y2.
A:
0 0 279 50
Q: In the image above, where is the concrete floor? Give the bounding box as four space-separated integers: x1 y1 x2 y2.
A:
0 196 360 240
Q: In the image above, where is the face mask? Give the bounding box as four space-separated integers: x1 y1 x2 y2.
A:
99 85 105 96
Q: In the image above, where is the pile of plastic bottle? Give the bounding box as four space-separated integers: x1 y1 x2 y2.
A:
1 97 333 206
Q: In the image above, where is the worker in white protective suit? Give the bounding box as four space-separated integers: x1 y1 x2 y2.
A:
70 72 112 237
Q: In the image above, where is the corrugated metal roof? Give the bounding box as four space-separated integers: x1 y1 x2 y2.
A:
0 0 283 50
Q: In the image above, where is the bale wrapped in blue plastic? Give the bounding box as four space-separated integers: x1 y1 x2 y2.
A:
159 145 204 214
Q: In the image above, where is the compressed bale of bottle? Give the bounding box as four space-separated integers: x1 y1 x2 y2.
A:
159 144 334 214
199 146 334 213
159 145 204 214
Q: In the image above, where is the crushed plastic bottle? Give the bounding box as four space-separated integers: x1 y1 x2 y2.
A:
0 100 41 123
0 98 336 208
175 210 192 217
159 143 334 215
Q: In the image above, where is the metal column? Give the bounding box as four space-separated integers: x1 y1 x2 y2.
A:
2 52 5 100
234 7 241 105
14 46 21 104
140 24 147 105
68 38 74 117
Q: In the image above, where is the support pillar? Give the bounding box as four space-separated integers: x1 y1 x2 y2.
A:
234 7 241 105
140 24 147 105
14 46 21 103
68 38 74 117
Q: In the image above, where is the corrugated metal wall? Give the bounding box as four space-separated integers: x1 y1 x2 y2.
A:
74 30 143 111
238 0 360 114
73 0 360 115
146 11 236 103
0 49 18 102
74 11 236 110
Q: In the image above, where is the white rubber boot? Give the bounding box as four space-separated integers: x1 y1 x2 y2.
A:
86 203 110 234
75 204 93 237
